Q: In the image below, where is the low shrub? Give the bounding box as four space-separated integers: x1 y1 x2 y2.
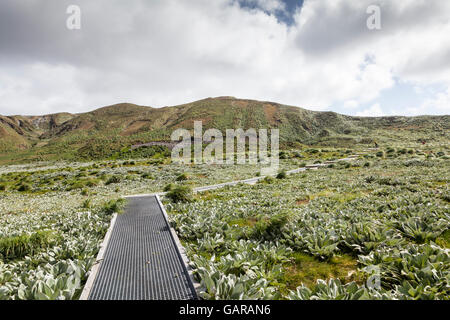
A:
166 185 193 203
17 183 31 192
364 176 376 183
251 213 289 240
102 198 126 214
67 181 85 191
141 173 154 179
105 175 121 185
82 198 92 209
279 151 289 159
378 177 404 186
441 193 450 203
0 230 56 260
176 173 189 181
85 179 99 187
163 183 174 192
261 176 275 184
276 170 287 179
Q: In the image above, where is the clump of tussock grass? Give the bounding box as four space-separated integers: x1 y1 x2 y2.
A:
82 198 92 209
17 183 31 192
251 212 289 241
163 183 174 192
176 173 189 182
105 175 122 185
0 230 57 260
102 198 126 214
166 185 193 203
276 170 287 179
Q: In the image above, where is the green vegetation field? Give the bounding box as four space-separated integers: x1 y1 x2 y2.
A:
0 153 297 299
0 142 448 300
165 148 450 300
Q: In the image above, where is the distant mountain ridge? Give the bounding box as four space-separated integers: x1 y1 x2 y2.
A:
0 97 448 163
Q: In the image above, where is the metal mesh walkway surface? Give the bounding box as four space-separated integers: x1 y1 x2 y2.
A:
87 196 197 300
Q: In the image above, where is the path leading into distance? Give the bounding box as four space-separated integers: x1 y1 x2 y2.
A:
85 196 197 300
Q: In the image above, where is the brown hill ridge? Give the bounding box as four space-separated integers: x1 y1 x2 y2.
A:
0 97 448 163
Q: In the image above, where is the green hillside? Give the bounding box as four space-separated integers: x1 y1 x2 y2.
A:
0 97 448 164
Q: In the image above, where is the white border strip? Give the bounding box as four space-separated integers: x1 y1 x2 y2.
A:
79 213 118 300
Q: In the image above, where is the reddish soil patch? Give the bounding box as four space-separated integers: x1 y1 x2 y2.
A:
264 104 279 125
246 217 258 227
121 120 151 136
177 117 213 129
232 100 249 109
296 199 310 206
78 121 95 131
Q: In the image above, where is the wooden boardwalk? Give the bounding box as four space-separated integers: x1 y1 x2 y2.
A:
82 196 197 300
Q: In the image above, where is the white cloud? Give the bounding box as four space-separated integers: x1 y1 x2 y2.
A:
0 63 85 115
356 103 384 117
418 87 450 116
0 0 449 116
343 100 358 109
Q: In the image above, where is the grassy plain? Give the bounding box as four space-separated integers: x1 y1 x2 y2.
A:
0 140 448 300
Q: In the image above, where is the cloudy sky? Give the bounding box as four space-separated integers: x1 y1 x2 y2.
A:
0 0 449 116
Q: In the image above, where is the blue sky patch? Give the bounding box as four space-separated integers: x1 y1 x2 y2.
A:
237 0 303 25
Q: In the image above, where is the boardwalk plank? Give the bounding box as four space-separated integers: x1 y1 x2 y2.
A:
88 196 197 300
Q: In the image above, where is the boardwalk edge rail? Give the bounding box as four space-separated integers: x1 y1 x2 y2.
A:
124 155 360 198
79 213 118 300
155 194 202 298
